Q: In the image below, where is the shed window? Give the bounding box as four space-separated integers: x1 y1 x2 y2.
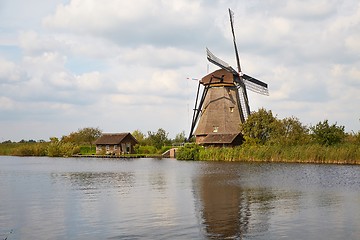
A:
106 145 109 150
114 145 117 150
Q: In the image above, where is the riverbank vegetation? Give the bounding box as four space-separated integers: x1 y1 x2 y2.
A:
2 108 359 164
177 108 360 164
0 127 186 157
0 127 100 157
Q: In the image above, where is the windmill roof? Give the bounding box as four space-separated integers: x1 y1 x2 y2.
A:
94 133 138 145
200 69 234 85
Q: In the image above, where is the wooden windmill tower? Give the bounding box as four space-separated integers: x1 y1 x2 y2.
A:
189 9 269 146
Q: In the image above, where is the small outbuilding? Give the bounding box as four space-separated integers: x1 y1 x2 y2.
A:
94 133 138 155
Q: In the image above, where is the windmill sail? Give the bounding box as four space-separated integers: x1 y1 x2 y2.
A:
243 74 269 95
206 48 237 75
229 8 242 73
237 87 249 120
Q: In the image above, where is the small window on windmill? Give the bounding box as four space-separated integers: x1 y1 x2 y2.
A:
229 107 234 113
213 126 219 133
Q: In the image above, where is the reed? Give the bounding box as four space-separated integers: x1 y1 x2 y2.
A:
0 142 48 156
196 143 360 164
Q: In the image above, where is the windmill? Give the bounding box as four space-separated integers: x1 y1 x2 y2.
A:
188 8 269 146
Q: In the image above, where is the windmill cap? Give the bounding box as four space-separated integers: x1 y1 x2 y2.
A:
201 69 235 86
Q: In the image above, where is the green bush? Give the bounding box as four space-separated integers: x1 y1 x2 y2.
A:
135 145 157 154
47 139 79 157
176 143 202 160
311 120 345 146
241 108 278 144
160 146 172 154
241 108 309 146
80 146 96 155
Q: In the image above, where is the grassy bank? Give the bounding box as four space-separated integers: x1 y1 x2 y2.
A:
0 142 170 158
0 142 49 156
3 141 359 165
177 143 360 165
0 141 79 157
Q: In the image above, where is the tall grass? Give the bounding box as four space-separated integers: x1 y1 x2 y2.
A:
80 146 96 155
194 143 360 164
0 143 17 155
0 142 79 157
0 142 49 156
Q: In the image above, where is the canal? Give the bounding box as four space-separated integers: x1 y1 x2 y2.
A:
0 156 359 239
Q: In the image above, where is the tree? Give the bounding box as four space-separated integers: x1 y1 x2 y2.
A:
132 129 146 145
241 108 279 144
77 127 102 147
62 127 102 146
279 116 309 145
61 131 81 143
48 136 79 157
173 131 186 145
147 128 171 149
310 120 345 146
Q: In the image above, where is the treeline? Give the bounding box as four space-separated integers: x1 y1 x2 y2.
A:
132 128 186 154
0 127 187 157
177 108 360 164
0 127 103 157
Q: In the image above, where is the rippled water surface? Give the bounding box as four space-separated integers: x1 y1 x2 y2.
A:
1 156 360 239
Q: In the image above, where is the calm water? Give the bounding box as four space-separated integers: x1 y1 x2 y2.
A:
1 157 360 239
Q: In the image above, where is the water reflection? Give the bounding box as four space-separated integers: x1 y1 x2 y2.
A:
52 172 135 195
194 163 308 239
149 172 167 192
193 162 360 239
194 166 264 239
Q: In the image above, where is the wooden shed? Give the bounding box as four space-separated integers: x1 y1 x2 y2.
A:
94 133 138 155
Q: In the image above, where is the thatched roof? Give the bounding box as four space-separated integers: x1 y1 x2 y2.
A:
200 133 243 145
94 133 138 145
200 69 234 85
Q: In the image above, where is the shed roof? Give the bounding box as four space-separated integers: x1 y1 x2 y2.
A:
200 133 242 145
94 133 138 145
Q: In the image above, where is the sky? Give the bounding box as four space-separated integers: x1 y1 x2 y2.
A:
0 0 359 142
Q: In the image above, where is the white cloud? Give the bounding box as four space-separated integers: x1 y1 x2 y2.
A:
0 0 360 141
75 72 102 91
122 45 199 68
43 0 154 30
281 0 337 19
345 34 360 53
43 0 203 32
0 97 15 110
0 58 24 82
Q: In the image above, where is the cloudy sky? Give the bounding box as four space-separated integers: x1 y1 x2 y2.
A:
0 0 359 141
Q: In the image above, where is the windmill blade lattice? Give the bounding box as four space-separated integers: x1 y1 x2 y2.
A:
206 48 238 75
242 74 269 95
